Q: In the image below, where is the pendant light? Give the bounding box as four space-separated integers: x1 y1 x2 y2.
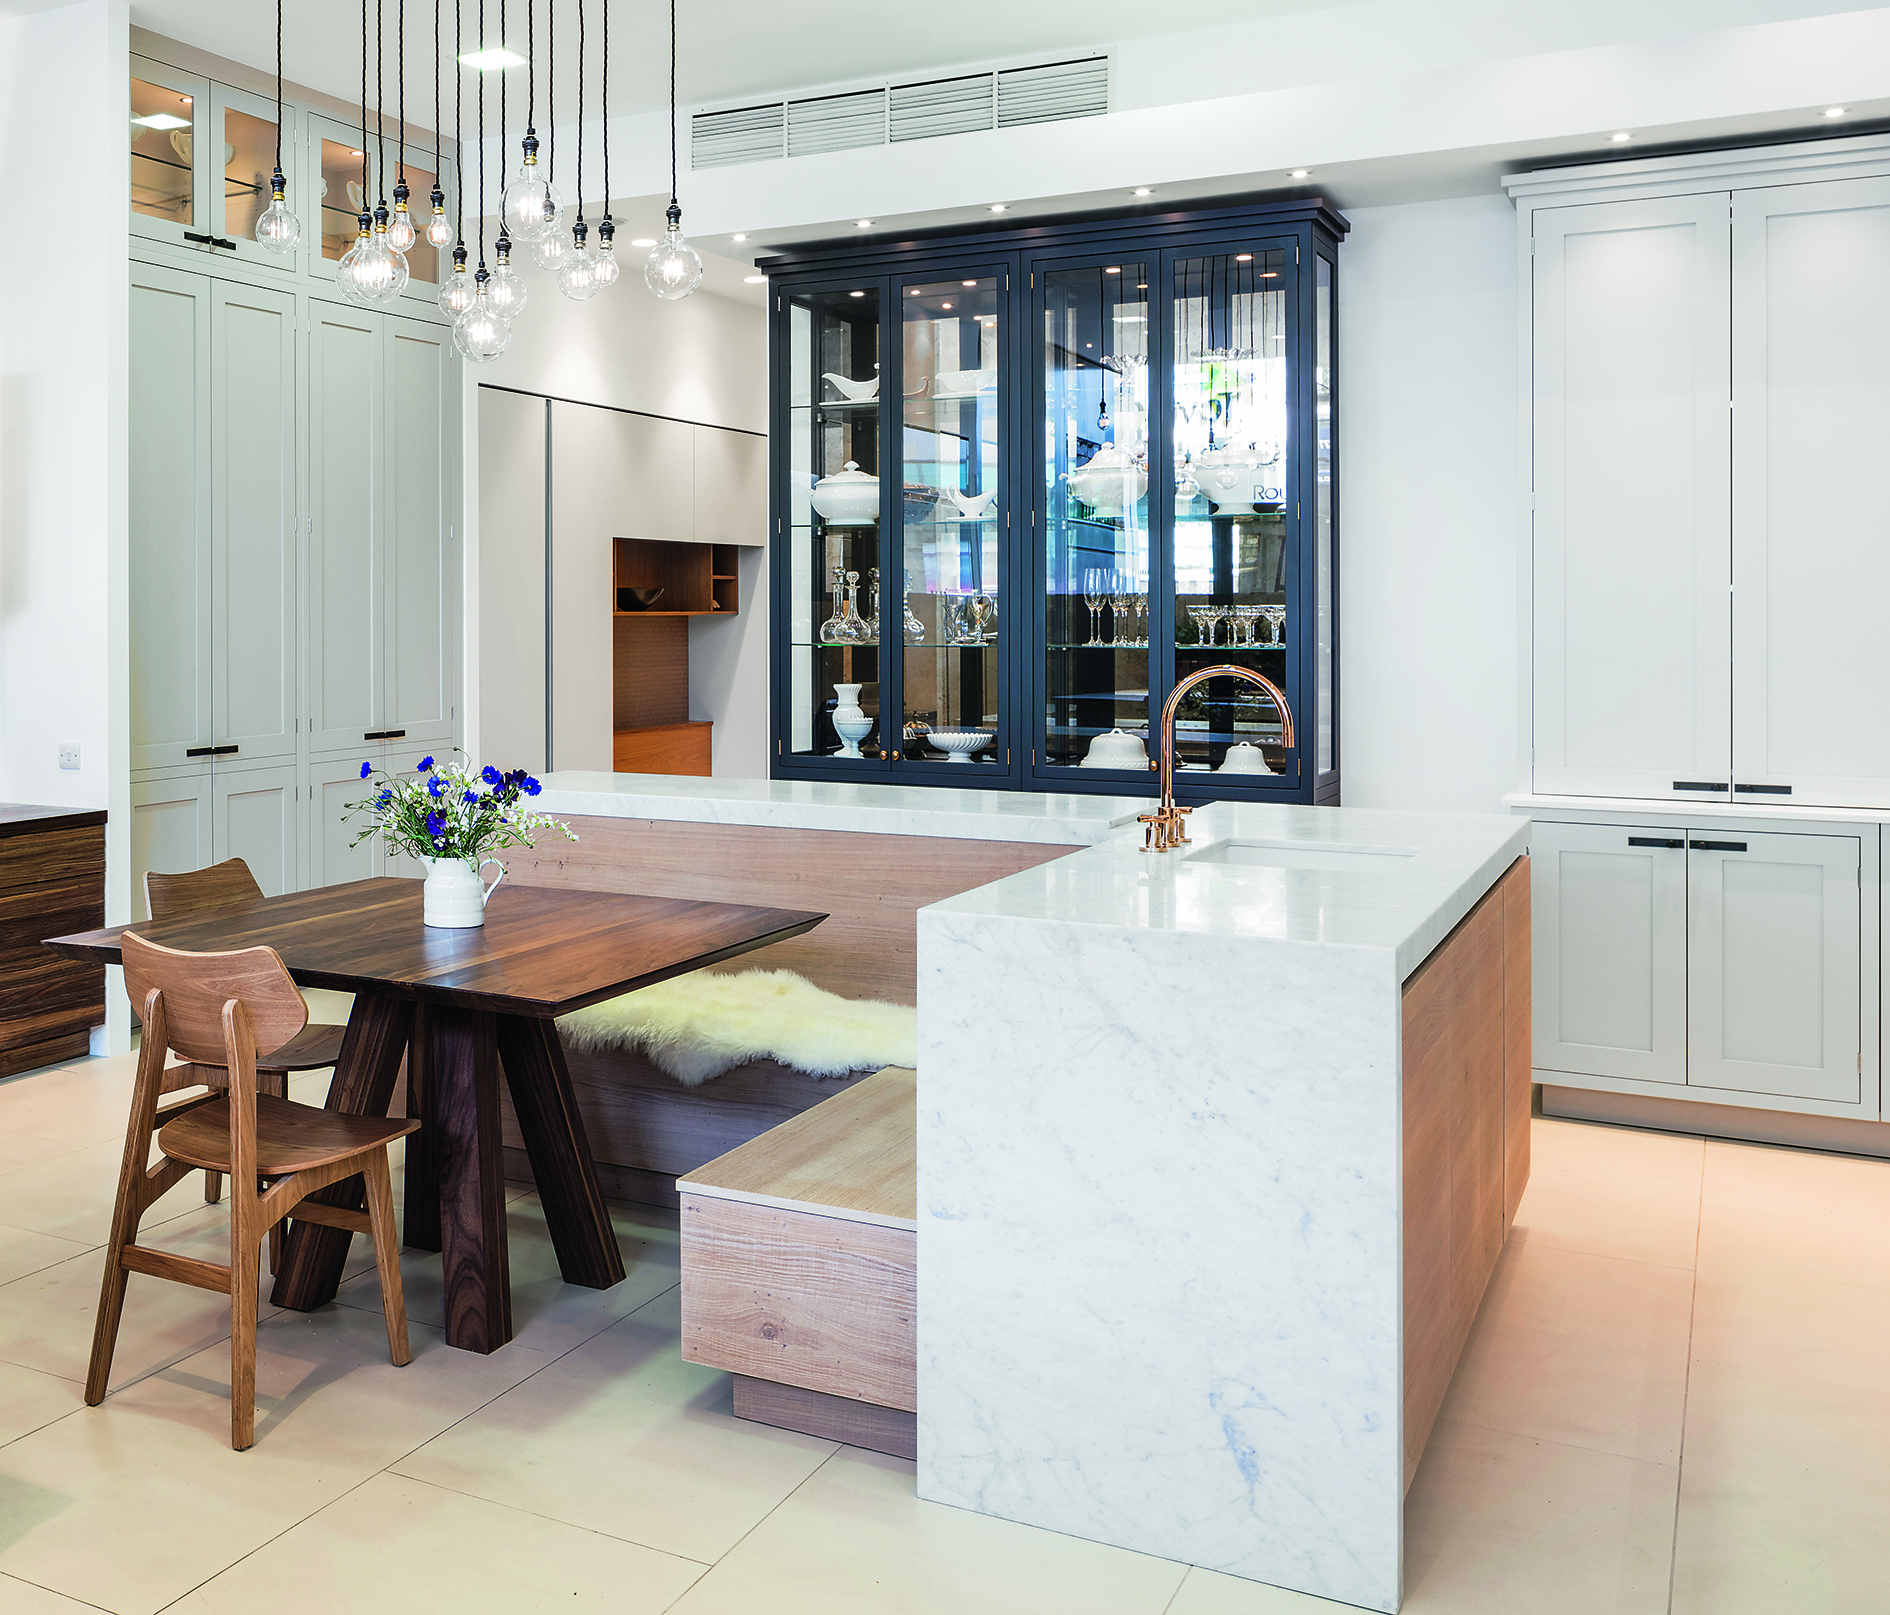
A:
486 0 528 316
591 0 618 289
386 0 418 252
337 0 397 302
502 0 561 241
437 0 477 315
369 0 409 297
530 0 574 272
558 0 600 300
454 0 510 362
644 0 701 300
255 0 302 253
425 0 454 247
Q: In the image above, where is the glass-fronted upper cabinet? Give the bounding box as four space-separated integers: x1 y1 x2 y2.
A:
766 197 1344 802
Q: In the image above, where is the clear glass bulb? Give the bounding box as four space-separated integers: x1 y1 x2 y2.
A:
425 186 454 249
335 212 375 305
386 183 416 254
531 225 575 273
255 169 301 254
351 209 408 303
453 278 511 364
644 204 704 301
559 222 601 301
592 219 621 289
438 247 476 316
487 238 528 319
502 134 562 242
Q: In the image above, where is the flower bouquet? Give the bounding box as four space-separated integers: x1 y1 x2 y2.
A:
344 752 577 929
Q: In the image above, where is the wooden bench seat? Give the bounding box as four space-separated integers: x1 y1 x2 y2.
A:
677 1066 917 1459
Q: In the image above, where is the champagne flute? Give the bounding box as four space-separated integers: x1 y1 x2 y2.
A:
1082 568 1105 647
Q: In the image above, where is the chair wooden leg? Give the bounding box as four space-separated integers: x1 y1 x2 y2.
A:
84 1231 132 1408
204 1170 223 1204
229 1192 260 1451
361 1151 411 1368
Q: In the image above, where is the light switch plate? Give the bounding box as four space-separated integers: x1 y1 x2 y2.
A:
57 743 80 770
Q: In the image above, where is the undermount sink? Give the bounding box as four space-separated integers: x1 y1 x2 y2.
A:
1185 838 1420 872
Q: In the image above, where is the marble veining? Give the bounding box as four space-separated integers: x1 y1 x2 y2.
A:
535 772 1155 847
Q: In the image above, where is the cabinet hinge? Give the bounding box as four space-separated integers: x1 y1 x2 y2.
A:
1529 238 1536 256
1530 492 1536 510
1296 245 1300 265
777 740 783 755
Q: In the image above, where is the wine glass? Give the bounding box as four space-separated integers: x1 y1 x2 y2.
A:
1233 605 1260 647
1082 568 1106 647
1110 572 1134 648
1186 604 1215 646
1260 605 1287 646
1135 592 1149 647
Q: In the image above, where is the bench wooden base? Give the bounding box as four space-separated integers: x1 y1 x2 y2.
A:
733 1374 916 1460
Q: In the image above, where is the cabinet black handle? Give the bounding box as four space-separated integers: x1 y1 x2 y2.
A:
185 746 214 757
1689 839 1748 852
182 230 213 245
1628 836 1684 849
363 729 408 741
212 745 239 755
1672 780 1729 792
1734 783 1792 795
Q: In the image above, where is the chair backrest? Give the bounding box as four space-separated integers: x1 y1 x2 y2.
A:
121 931 308 1067
144 858 266 923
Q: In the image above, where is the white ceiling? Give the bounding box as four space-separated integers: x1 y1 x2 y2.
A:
122 0 1362 121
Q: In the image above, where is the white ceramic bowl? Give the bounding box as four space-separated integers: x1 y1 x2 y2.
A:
944 488 998 520
926 728 996 764
1217 741 1276 775
821 372 880 402
1080 728 1150 769
934 368 996 396
1065 445 1149 517
810 461 880 526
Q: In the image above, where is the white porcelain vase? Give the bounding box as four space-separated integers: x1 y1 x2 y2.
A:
421 855 505 928
831 683 874 759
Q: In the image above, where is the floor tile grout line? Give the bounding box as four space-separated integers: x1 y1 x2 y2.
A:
653 1445 848 1615
1666 1138 1707 1615
1435 1413 1683 1472
1156 1563 1195 1615
0 1568 121 1614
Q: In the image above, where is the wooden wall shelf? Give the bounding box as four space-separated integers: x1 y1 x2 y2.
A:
611 539 741 777
614 538 741 618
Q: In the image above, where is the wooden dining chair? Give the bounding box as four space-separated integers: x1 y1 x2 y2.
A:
145 859 349 1211
86 931 418 1450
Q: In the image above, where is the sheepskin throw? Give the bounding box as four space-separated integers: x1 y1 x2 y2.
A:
556 967 918 1087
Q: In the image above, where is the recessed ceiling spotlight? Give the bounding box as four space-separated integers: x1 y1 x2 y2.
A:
988 203 1007 213
743 275 766 283
458 46 528 70
1611 131 1633 142
856 219 873 228
941 301 953 309
1105 266 1120 274
629 237 656 247
1289 169 1310 179
179 95 192 104
732 233 747 242
849 289 866 297
1132 187 1152 197
962 279 976 286
132 112 192 130
1235 253 1253 262
1825 106 1847 118
351 148 365 157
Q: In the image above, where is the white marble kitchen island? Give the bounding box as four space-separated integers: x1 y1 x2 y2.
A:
915 802 1531 1613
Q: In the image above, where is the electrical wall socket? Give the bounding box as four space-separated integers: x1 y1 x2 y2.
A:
57 744 80 770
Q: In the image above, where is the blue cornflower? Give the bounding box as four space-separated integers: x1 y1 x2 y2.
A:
425 810 445 836
463 789 478 804
376 790 393 808
523 776 542 795
418 755 435 771
482 765 502 786
359 761 372 778
427 776 445 797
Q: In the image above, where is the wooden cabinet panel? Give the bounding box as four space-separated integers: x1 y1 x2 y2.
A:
548 401 623 770
1531 195 1732 800
130 266 214 772
130 773 214 922
1687 830 1860 1102
693 425 767 545
384 316 456 745
307 753 381 888
308 300 384 753
1500 856 1532 1230
212 280 298 764
1732 179 1890 806
1531 820 1688 1085
214 762 299 898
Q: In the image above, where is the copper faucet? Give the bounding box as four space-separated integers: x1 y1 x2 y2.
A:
1139 664 1296 852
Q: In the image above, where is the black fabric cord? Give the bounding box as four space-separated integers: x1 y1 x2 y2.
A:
477 0 485 263
273 0 284 170
454 0 464 242
667 0 676 206
360 0 369 197
546 0 554 182
573 0 583 225
600 0 609 219
397 0 406 180
376 0 386 204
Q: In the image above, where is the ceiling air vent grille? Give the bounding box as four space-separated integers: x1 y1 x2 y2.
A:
690 102 785 168
890 74 995 142
996 57 1109 128
787 88 888 157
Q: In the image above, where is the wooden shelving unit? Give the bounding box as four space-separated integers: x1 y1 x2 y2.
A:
612 538 740 776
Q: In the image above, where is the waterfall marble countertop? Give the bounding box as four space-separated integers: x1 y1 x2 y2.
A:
533 772 1158 847
923 800 1531 981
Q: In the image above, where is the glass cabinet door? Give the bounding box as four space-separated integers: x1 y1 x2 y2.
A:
1170 246 1296 779
897 273 1004 769
786 285 887 763
131 58 209 245
211 83 294 271
1041 260 1152 772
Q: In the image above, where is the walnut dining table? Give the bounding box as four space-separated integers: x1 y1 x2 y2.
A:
45 877 826 1354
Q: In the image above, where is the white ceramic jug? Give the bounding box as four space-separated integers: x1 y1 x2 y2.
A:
421 855 505 928
831 683 874 759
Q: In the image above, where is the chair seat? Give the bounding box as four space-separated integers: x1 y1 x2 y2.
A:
159 1092 419 1176
257 1020 348 1074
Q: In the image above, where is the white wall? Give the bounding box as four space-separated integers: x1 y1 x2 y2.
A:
0 0 131 1050
1336 193 1518 814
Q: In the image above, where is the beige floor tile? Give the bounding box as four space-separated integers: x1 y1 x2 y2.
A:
1164 1565 1364 1613
1512 1118 1703 1269
1691 1266 1890 1396
1401 1421 1677 1614
669 1446 1187 1615
170 1471 704 1613
1697 1175 1890 1294
1529 1116 1704 1182
0 1052 143 1176
0 1304 553 1615
0 1223 93 1291
0 1135 206 1248
333 1192 682 1356
1702 1135 1890 1220
0 1360 84 1447
393 1286 838 1563
1671 1362 1890 1614
0 1206 283 1392
1437 1240 1694 1464
0 1572 106 1613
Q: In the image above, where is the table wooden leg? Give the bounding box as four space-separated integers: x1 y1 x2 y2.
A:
431 1005 513 1353
270 993 414 1313
496 1015 626 1292
403 1003 442 1253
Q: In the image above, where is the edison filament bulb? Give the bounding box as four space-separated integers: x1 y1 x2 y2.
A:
425 185 454 249
592 217 621 290
487 235 528 319
644 202 704 301
559 219 601 301
386 181 417 254
453 271 511 363
438 244 477 317
502 132 562 242
255 167 301 254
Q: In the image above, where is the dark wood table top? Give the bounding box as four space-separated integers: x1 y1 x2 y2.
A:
0 803 107 838
45 878 827 1018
